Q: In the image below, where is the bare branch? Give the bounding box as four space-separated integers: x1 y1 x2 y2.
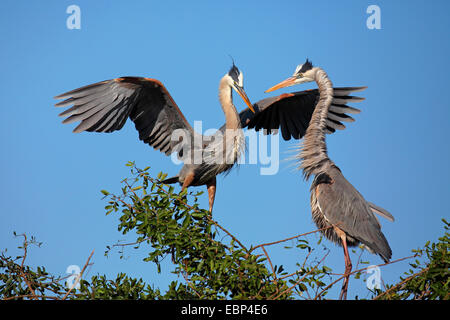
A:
373 266 428 300
17 234 37 299
250 226 332 253
271 250 330 300
62 249 95 300
314 254 417 300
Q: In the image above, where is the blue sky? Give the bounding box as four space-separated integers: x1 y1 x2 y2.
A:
1 0 449 299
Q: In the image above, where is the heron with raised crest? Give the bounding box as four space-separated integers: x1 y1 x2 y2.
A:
266 59 394 299
55 63 255 213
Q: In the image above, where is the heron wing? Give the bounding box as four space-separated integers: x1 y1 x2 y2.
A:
55 77 194 156
238 87 366 140
368 201 395 222
314 167 392 262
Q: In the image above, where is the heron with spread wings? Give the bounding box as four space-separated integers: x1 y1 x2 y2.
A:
265 59 394 299
55 64 255 212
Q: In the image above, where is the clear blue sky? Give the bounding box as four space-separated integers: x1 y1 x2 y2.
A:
1 0 449 299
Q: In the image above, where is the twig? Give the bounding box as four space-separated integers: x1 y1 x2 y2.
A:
61 249 95 300
278 248 314 281
261 245 279 297
2 294 60 301
17 234 37 299
354 247 365 271
250 226 332 253
149 176 249 253
261 246 276 280
109 237 152 250
372 266 428 300
271 250 330 300
207 216 249 253
314 254 417 300
180 261 202 299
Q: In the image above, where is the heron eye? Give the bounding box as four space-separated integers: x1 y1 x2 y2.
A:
297 73 304 78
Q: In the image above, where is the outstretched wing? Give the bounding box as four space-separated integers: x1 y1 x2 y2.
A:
55 77 194 156
238 87 366 140
314 167 392 262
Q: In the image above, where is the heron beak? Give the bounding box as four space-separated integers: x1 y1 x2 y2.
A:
265 76 297 93
235 86 255 113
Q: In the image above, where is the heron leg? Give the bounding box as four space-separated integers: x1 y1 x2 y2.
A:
181 172 195 191
170 172 195 213
206 177 217 213
335 227 352 300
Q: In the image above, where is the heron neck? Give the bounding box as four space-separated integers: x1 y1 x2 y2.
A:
299 68 335 180
218 77 241 130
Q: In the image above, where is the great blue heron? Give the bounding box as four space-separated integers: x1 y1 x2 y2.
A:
266 59 394 300
55 63 255 212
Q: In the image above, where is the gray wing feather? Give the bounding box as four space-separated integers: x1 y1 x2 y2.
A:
368 202 395 222
55 77 194 156
238 87 366 140
316 167 392 262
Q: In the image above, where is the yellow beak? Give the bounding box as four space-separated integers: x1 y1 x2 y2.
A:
235 86 255 113
265 76 297 93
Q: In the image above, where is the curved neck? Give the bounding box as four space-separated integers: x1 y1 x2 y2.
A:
218 76 241 130
299 68 335 180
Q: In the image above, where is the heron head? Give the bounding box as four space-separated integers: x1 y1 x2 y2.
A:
226 63 255 113
265 59 316 93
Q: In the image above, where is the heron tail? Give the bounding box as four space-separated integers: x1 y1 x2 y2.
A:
361 231 392 263
375 234 393 263
160 176 179 185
